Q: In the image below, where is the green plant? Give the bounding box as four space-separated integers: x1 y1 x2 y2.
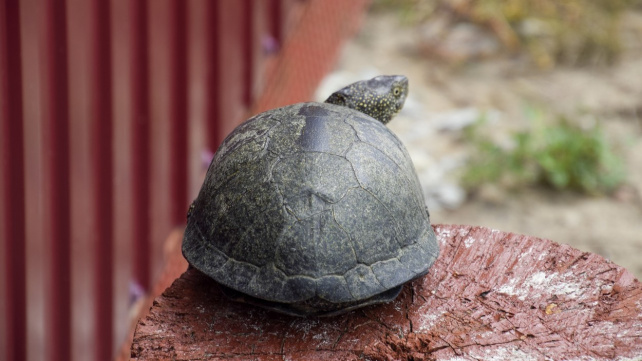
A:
466 0 633 67
373 0 637 67
461 111 626 195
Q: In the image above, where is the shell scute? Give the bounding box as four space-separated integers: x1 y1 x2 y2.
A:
183 101 439 316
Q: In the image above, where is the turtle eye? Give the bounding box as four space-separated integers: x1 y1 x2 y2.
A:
393 87 401 96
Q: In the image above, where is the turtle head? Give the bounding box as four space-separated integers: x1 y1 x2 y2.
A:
324 75 408 124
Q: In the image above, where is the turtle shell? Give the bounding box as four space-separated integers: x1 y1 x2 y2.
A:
182 102 439 316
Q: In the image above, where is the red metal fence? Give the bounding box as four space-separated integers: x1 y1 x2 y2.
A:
0 0 368 360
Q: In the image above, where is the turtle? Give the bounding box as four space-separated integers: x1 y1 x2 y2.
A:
182 75 439 317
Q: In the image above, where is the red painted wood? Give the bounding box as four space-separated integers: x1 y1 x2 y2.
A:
269 0 283 46
130 226 642 360
147 0 176 288
169 0 189 225
108 0 136 353
66 1 96 358
90 0 114 359
241 0 254 107
20 1 47 359
204 0 221 150
184 0 208 198
130 0 152 291
218 0 248 142
0 1 27 361
110 0 136 352
40 0 72 360
3 0 365 359
253 0 369 113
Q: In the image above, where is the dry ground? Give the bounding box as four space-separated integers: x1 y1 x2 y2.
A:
326 11 642 278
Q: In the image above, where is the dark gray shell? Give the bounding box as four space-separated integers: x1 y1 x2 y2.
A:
182 102 439 316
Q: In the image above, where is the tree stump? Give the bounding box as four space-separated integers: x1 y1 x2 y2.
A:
130 225 642 360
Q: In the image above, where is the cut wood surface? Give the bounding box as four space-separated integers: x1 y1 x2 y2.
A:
131 225 642 360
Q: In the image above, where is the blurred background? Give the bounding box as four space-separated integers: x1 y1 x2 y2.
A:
1 0 641 360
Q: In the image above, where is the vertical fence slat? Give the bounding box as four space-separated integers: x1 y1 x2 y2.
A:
169 0 188 225
218 0 248 142
2 0 362 358
111 0 136 353
205 0 221 149
185 0 209 199
148 0 174 286
91 0 114 359
131 0 151 290
0 1 27 361
41 0 72 360
241 0 254 107
270 0 283 46
67 1 93 358
21 0 46 359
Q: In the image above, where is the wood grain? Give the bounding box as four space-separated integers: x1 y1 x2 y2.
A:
131 225 642 360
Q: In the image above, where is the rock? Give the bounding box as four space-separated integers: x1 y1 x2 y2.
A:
425 182 466 210
414 155 467 211
431 107 501 132
419 21 501 63
475 183 508 205
131 225 642 360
